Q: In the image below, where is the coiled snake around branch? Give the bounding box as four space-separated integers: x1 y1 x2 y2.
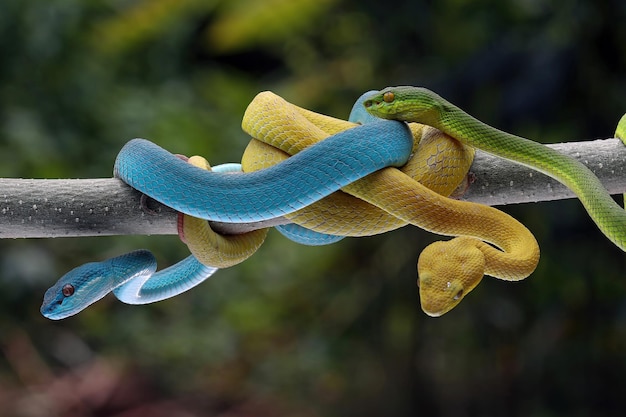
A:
41 88 626 319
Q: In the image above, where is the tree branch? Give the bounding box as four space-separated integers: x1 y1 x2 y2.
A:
0 138 623 239
461 138 626 204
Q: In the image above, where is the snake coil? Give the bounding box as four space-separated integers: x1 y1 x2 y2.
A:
41 88 625 320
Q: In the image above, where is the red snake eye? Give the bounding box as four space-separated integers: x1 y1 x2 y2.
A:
62 284 75 297
383 91 395 103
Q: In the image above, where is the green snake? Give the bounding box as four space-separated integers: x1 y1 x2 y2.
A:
364 86 626 251
361 87 626 315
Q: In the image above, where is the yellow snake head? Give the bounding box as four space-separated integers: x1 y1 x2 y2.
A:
417 237 486 317
363 86 448 127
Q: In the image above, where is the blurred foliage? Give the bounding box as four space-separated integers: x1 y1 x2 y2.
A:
1 0 626 416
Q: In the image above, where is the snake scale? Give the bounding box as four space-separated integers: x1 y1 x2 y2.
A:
41 87 626 320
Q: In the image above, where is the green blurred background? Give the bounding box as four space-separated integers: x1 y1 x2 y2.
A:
1 0 626 416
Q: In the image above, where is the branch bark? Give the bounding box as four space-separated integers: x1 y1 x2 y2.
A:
0 138 623 239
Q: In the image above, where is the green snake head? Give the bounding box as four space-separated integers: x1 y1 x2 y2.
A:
363 86 448 126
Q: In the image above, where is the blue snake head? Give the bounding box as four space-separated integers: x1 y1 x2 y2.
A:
41 261 116 320
348 90 381 124
41 249 157 320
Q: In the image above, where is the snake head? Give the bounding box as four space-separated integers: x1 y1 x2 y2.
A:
41 250 158 320
416 237 486 317
41 261 114 320
362 86 446 127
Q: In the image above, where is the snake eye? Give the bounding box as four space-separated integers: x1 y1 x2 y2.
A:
383 91 395 103
453 289 463 301
62 284 75 297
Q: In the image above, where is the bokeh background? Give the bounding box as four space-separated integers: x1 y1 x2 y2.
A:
1 0 626 416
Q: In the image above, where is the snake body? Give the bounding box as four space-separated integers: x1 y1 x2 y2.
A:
240 92 474 236
114 120 413 222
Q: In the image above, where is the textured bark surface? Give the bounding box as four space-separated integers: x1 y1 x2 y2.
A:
463 138 625 205
0 138 623 239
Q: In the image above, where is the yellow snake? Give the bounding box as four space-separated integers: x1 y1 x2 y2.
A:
185 91 540 316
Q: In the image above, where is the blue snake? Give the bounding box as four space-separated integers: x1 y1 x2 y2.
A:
41 94 413 320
